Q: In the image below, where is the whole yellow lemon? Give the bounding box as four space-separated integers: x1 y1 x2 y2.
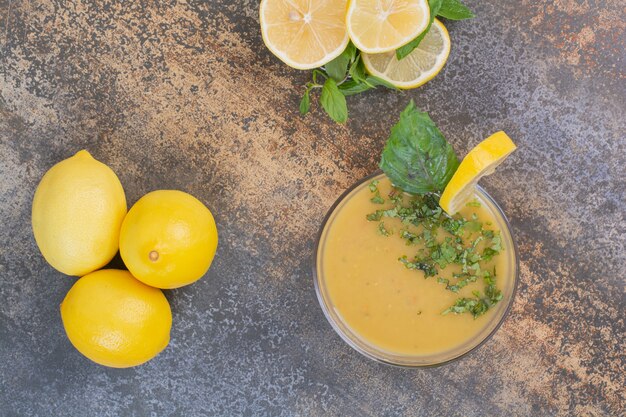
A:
119 190 218 289
32 150 127 276
60 269 172 368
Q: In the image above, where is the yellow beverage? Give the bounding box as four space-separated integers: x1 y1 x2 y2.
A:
315 173 517 365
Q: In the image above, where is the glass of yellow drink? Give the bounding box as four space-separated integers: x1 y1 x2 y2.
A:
314 172 518 367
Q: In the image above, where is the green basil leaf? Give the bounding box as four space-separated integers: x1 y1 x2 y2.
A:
379 100 459 194
438 0 474 20
299 89 311 115
396 0 443 60
325 43 356 82
320 78 348 123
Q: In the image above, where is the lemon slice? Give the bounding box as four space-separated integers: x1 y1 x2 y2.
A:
361 18 450 89
260 0 350 70
346 0 430 53
440 131 517 215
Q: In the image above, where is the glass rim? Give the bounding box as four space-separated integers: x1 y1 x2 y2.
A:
312 170 519 368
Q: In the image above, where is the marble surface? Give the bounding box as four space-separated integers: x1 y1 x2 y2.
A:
1 0 624 416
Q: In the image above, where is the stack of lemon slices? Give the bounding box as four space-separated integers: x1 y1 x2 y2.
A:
260 0 451 89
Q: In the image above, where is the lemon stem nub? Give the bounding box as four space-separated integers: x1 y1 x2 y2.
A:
149 251 159 262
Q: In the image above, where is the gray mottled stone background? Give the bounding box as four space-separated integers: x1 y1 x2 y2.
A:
0 0 624 416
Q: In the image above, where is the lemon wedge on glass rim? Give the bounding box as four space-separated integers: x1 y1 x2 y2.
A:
361 18 450 89
439 131 517 215
346 0 430 53
259 0 350 70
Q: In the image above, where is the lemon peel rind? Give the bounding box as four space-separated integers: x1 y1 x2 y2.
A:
439 131 517 215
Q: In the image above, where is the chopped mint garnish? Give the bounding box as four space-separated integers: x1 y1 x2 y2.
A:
370 195 385 204
368 180 385 204
367 186 504 318
443 269 503 318
378 222 392 236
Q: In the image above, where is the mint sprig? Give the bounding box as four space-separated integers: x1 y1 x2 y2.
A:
299 43 397 123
